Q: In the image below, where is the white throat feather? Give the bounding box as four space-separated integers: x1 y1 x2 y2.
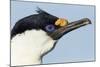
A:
11 30 56 66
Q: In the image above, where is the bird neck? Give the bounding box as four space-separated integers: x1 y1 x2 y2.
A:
11 30 56 66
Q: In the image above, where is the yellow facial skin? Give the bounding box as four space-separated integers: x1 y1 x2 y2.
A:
55 18 68 27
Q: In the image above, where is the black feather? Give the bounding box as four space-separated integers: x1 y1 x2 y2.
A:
11 8 58 39
36 7 48 14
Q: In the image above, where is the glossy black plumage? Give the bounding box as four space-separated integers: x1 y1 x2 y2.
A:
11 8 91 40
11 8 59 39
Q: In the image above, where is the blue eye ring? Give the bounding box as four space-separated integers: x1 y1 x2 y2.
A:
45 24 55 32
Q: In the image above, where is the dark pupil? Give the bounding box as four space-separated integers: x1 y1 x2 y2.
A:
48 26 52 29
46 24 55 32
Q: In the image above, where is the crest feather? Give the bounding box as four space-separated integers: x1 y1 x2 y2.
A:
36 7 49 15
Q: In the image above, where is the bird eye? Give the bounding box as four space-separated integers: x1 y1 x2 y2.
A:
45 24 55 32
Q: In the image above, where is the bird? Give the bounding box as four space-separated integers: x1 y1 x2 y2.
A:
11 8 91 66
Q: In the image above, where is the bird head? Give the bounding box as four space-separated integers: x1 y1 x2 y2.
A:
11 8 91 40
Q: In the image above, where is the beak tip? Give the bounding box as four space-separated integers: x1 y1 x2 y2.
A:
84 18 92 24
88 19 92 24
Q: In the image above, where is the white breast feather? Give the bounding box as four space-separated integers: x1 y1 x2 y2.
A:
11 30 56 66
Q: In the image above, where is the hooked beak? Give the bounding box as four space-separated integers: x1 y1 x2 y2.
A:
51 18 91 40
